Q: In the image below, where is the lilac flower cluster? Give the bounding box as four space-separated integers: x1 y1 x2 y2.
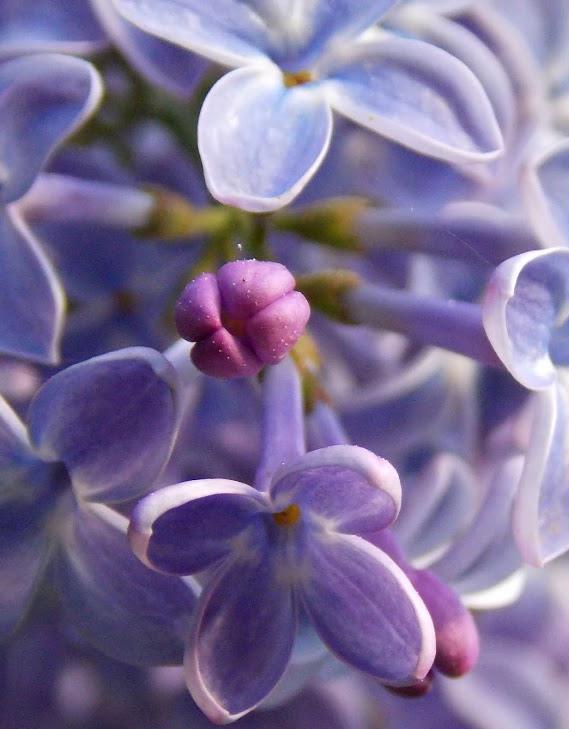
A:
2 1 569 728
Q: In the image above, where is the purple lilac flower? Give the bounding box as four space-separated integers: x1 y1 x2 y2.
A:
129 358 435 722
0 347 198 663
175 260 310 378
113 0 503 211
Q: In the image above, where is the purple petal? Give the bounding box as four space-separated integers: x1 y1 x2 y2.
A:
256 0 399 69
513 380 569 566
0 393 33 466
482 249 569 391
0 395 51 637
323 36 503 163
0 0 107 58
198 66 333 212
58 503 198 665
129 479 269 574
391 6 515 136
0 54 103 204
0 207 64 364
271 445 401 536
300 532 435 683
91 0 208 96
28 347 178 504
112 0 271 67
185 551 296 723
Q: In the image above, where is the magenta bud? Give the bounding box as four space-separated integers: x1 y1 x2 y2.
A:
410 569 480 678
175 260 310 379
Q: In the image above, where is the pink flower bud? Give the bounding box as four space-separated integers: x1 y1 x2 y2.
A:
175 260 310 378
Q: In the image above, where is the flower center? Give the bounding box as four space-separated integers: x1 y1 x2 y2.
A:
272 503 301 526
283 70 314 88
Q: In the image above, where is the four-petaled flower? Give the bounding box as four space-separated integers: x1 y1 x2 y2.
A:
129 444 436 723
113 0 503 211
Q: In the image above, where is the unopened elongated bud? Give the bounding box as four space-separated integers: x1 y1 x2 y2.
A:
410 569 480 678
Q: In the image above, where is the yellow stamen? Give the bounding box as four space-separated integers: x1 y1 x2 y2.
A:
273 503 301 526
283 70 314 88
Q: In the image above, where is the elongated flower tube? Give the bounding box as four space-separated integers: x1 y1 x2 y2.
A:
298 270 502 367
175 260 310 379
129 358 435 723
113 0 503 211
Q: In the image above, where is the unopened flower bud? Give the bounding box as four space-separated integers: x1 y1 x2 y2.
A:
175 260 310 378
410 569 480 678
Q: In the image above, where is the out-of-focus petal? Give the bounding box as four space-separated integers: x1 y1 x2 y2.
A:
391 6 515 137
513 378 569 566
395 453 477 565
323 36 503 164
522 140 569 248
0 54 103 204
198 66 333 212
0 207 64 364
0 0 107 58
28 347 178 504
91 0 208 97
112 0 271 67
58 503 198 665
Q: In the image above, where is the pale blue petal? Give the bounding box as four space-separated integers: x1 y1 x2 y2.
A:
0 0 107 58
323 36 503 164
198 66 333 212
92 0 208 97
245 0 399 70
0 207 64 364
513 380 569 566
522 140 569 248
112 0 270 67
482 249 569 391
391 6 515 136
395 453 477 563
0 54 103 204
28 348 178 504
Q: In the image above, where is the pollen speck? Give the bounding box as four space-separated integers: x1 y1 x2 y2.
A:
273 503 301 526
283 70 313 88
